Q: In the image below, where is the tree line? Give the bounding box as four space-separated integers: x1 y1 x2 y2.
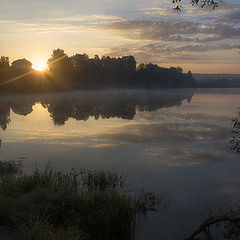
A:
0 49 195 93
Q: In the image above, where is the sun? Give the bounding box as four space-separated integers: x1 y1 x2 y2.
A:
33 61 47 71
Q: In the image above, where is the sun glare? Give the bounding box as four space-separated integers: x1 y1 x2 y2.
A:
33 62 47 71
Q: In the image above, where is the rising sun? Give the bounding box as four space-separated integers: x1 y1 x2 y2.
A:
33 62 47 71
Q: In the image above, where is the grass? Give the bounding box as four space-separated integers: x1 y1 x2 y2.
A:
0 160 156 240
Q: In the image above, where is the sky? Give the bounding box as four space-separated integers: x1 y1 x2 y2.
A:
0 0 240 73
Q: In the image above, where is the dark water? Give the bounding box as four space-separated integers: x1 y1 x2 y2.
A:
0 89 240 239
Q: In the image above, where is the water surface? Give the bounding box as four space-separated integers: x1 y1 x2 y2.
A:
0 89 240 240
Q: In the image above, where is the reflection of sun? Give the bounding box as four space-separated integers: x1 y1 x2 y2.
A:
33 62 47 71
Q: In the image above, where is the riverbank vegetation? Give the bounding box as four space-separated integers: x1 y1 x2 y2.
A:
0 160 157 240
0 50 195 93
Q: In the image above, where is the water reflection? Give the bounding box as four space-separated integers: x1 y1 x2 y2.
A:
0 89 240 240
0 89 193 129
0 104 10 130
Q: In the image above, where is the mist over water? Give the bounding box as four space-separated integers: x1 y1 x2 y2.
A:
0 88 240 239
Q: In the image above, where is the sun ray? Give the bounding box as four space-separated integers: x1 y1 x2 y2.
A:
0 70 34 88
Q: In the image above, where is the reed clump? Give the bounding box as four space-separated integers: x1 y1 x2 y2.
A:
0 160 156 240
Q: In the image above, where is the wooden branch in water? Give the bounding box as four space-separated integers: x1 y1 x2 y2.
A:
185 210 240 240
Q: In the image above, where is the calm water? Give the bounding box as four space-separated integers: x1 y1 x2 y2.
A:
0 89 240 239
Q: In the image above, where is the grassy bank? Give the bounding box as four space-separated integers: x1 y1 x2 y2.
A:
0 160 156 240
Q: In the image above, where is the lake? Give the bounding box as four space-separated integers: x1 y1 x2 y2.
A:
0 88 240 240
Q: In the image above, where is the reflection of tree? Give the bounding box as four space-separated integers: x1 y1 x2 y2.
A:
0 98 36 130
0 104 11 130
41 90 193 126
0 90 194 129
11 102 33 116
43 99 136 125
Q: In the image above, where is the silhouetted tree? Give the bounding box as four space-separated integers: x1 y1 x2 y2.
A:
70 53 89 70
0 49 195 93
48 49 73 73
0 56 10 69
69 54 137 89
11 58 32 72
136 63 195 88
0 56 10 82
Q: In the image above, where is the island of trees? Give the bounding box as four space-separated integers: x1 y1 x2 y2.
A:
0 49 195 93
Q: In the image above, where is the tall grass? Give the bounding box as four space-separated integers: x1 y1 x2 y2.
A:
0 159 22 176
0 160 156 240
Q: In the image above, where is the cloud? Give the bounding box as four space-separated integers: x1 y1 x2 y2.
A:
100 19 240 43
216 10 240 23
106 42 239 64
1 0 239 72
101 20 200 41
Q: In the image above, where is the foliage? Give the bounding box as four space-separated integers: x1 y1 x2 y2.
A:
70 53 137 89
173 0 220 11
223 221 240 240
231 109 240 155
48 49 73 73
0 56 9 69
11 58 32 71
0 160 156 240
0 159 22 176
136 63 194 88
15 223 86 240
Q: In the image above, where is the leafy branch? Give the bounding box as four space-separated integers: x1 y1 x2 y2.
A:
173 0 220 11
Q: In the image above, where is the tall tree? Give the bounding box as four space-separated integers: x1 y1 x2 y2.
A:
0 56 10 69
11 58 32 72
47 49 72 73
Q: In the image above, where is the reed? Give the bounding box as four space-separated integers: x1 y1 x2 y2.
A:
0 160 156 240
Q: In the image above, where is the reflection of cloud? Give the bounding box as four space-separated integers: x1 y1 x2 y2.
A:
217 187 240 196
185 149 229 162
144 146 236 166
105 123 193 143
6 119 233 165
138 110 231 125
2 91 239 167
99 111 236 165
104 121 230 145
